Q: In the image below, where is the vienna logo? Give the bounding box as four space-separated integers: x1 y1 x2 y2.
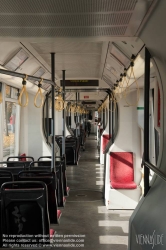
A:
136 230 164 249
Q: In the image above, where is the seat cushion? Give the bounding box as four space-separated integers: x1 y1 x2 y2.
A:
50 229 55 238
110 152 137 189
111 181 137 189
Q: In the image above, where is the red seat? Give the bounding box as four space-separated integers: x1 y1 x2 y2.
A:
50 229 55 239
20 153 26 162
57 209 62 220
102 134 111 153
110 152 137 189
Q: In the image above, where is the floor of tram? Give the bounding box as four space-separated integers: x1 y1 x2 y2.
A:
52 134 133 250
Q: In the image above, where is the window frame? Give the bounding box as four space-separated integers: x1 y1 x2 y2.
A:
0 82 20 161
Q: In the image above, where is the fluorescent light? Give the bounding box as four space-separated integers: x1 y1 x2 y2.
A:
4 48 29 71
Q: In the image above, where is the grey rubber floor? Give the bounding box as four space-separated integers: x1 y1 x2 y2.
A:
52 135 133 250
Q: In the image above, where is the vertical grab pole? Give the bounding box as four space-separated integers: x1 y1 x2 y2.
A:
78 92 80 136
76 92 78 137
51 53 55 171
46 93 49 144
109 93 111 137
144 47 151 196
62 70 66 156
112 101 114 143
103 101 105 130
69 102 71 128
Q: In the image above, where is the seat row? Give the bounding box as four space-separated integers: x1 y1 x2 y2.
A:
0 155 71 247
55 135 81 165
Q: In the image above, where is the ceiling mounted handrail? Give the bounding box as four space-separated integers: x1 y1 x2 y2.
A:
0 68 59 89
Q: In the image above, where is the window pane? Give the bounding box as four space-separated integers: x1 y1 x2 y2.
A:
3 102 18 160
11 87 18 100
6 85 18 100
6 85 11 98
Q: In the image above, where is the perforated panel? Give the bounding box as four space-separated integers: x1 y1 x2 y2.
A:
0 0 145 37
0 13 132 27
0 27 128 37
0 0 137 13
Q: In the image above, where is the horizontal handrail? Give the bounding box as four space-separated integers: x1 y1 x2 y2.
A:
103 130 117 154
103 138 113 154
144 161 166 183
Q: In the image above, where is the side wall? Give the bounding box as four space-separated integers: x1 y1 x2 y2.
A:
129 1 166 249
19 93 51 160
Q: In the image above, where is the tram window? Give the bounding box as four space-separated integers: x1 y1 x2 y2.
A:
148 61 161 172
3 101 20 160
110 102 118 142
6 85 18 100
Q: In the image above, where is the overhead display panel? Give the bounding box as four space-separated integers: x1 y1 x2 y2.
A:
60 80 99 87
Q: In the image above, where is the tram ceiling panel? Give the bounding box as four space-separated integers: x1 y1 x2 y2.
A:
102 45 146 91
0 0 156 38
32 53 101 79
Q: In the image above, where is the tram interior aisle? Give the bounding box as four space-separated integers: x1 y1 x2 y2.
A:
53 134 133 250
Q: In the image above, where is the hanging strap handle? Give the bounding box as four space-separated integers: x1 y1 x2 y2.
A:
123 57 140 106
18 75 29 107
34 78 44 108
109 91 117 112
55 93 64 111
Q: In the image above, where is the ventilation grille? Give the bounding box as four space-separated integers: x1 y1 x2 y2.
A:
0 26 127 37
0 0 137 13
0 13 132 27
0 0 155 38
103 75 114 89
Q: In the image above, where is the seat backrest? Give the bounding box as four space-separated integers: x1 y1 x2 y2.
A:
0 171 13 189
18 171 58 224
110 152 134 183
30 161 52 169
1 181 50 244
6 160 31 169
0 166 25 181
7 156 34 162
